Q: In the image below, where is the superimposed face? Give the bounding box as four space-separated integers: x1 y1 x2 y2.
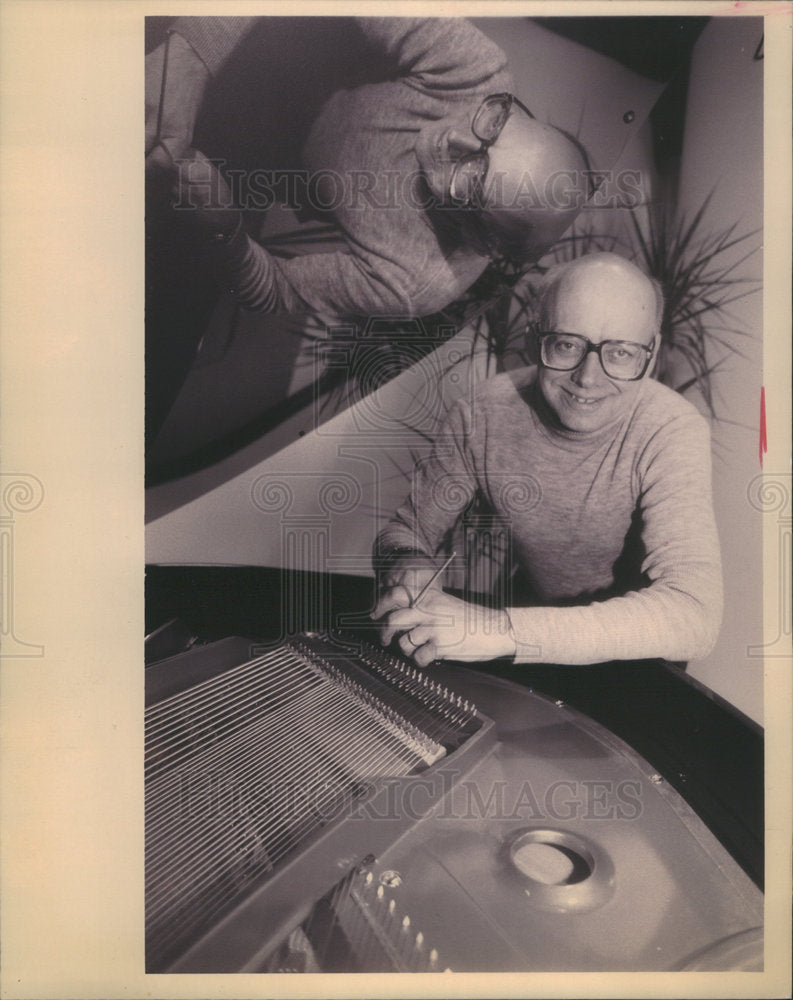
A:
537 257 659 432
415 105 494 208
415 96 589 260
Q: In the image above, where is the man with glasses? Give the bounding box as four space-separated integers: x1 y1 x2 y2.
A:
372 252 723 669
148 16 590 316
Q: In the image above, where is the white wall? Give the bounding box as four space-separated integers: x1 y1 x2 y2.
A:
675 17 764 724
146 331 493 577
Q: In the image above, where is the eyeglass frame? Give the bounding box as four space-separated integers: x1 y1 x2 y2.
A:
448 92 535 208
537 330 656 382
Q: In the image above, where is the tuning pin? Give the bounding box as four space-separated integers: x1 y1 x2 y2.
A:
407 928 425 972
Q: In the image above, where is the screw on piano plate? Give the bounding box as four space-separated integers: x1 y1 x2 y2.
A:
555 699 564 707
650 773 663 784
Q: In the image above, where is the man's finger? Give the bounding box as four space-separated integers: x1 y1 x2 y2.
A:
379 606 426 647
371 585 412 621
414 640 440 669
405 624 432 648
397 627 427 658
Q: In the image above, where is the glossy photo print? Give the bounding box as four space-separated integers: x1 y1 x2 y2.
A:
1 4 790 1000
143 11 769 980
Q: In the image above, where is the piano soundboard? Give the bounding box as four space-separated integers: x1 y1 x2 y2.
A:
145 631 763 974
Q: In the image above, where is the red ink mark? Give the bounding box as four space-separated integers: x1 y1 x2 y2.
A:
759 386 767 467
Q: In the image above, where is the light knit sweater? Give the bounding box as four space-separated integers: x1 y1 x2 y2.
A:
173 16 510 315
376 368 723 665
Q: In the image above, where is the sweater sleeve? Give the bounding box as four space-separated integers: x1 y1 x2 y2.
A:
354 17 510 94
374 400 479 564
171 18 257 76
507 411 723 665
220 233 460 315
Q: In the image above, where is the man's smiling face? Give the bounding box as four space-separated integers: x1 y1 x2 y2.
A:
537 254 659 433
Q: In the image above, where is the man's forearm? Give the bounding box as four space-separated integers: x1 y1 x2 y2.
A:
210 228 283 313
507 580 723 666
354 17 509 89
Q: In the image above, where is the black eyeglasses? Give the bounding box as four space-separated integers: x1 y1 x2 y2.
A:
449 93 534 207
538 331 655 381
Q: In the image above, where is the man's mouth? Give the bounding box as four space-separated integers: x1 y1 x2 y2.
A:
562 387 606 407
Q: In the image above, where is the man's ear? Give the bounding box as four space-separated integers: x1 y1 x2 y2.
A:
525 320 541 365
646 334 661 378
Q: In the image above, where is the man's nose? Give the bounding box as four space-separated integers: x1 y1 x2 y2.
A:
447 127 484 157
571 350 603 387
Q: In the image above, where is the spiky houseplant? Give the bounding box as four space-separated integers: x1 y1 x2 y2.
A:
625 193 759 415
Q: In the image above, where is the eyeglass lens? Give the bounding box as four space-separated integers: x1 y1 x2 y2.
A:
449 96 513 204
541 334 648 379
472 97 512 142
449 153 489 202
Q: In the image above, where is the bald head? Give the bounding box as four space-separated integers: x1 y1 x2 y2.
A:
539 253 663 341
479 114 590 260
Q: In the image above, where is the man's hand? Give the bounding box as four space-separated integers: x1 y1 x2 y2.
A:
378 554 442 605
146 33 211 170
372 586 517 668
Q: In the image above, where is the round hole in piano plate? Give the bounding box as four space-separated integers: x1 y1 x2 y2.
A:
512 841 591 885
505 828 615 913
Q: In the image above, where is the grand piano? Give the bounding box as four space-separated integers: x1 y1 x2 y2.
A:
144 565 763 974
